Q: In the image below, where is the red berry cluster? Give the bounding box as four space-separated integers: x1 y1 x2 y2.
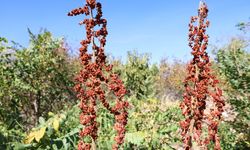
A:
180 2 225 150
68 1 129 150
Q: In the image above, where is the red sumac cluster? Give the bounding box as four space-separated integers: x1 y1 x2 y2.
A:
180 2 225 150
68 0 129 150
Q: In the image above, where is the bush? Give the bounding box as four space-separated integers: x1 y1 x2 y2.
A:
123 51 158 100
14 99 183 150
155 58 186 102
216 38 250 148
0 31 77 130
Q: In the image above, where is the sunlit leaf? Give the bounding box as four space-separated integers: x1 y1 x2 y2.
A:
53 119 60 131
34 127 46 142
24 131 36 144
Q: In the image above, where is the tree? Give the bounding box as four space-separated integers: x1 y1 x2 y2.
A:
0 30 77 130
124 51 158 100
216 38 250 149
0 37 21 128
156 58 186 101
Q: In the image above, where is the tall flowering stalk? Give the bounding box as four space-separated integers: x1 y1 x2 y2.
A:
68 1 129 150
180 2 225 150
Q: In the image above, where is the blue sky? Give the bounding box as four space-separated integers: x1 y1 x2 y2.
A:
0 0 249 63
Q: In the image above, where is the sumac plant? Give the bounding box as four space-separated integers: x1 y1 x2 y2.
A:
180 2 225 150
68 0 129 150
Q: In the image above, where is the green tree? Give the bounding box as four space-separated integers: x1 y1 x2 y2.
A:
0 37 21 127
0 30 77 130
216 38 250 148
0 37 26 149
16 30 77 127
123 51 158 100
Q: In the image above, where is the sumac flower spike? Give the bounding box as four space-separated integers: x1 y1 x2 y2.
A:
180 1 225 150
68 0 129 150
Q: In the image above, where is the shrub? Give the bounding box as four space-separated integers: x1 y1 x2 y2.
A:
11 105 80 150
216 38 250 149
156 58 186 101
123 51 158 100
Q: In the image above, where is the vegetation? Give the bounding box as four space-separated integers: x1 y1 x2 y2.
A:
68 1 129 149
180 3 225 149
0 0 249 150
216 39 250 149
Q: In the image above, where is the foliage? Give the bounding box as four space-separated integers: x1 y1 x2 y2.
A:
0 37 21 127
1 2 250 149
217 39 250 93
123 51 158 100
0 122 25 150
0 30 77 130
124 98 183 150
12 99 183 150
236 19 250 33
10 105 80 150
9 98 238 150
216 38 250 149
156 58 186 101
1 34 249 149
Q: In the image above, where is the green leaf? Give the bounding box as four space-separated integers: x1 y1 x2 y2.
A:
125 131 147 145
